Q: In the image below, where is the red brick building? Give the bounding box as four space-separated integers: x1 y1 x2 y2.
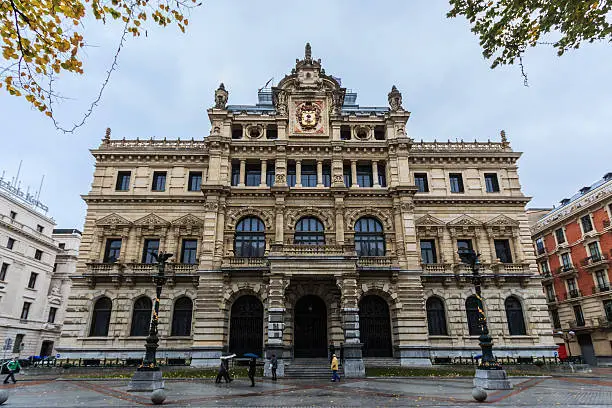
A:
531 173 612 366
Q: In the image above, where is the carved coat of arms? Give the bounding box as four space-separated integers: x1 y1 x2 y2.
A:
296 101 321 131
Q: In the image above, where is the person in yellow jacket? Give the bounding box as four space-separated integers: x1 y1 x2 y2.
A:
330 354 340 382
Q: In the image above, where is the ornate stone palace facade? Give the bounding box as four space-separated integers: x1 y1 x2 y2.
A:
58 45 554 375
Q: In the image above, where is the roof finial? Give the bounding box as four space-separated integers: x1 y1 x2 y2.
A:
388 85 403 112
103 127 111 144
214 83 228 109
500 129 509 147
305 42 312 61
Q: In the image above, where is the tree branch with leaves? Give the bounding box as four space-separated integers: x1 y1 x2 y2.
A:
447 1 612 85
0 0 200 132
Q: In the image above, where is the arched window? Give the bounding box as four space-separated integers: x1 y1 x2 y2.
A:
130 296 152 336
505 296 526 335
355 217 385 256
234 217 265 257
426 297 448 335
466 295 483 335
294 217 325 245
89 297 112 337
171 297 193 336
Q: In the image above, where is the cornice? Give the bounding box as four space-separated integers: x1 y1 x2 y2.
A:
413 196 531 206
82 195 208 204
0 219 59 251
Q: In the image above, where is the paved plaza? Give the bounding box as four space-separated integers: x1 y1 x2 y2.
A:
1 374 612 407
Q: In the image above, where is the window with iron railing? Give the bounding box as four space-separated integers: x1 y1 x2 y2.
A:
573 305 585 326
535 237 545 255
588 242 602 261
555 228 566 245
581 215 593 234
561 253 572 270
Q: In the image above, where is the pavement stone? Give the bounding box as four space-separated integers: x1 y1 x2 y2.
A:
1 373 611 407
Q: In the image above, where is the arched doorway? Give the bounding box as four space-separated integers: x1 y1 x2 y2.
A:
294 295 327 358
229 295 263 357
359 295 392 357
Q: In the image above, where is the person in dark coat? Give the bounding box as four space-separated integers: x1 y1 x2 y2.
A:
248 357 256 387
270 354 278 381
215 360 232 383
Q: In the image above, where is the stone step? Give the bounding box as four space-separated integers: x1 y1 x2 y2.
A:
284 359 344 378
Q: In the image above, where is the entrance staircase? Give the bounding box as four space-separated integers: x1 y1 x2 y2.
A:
284 358 343 379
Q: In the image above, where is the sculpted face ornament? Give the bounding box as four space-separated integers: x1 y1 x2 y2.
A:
296 101 321 130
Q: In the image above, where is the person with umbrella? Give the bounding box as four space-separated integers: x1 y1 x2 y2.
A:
216 354 235 384
244 353 258 387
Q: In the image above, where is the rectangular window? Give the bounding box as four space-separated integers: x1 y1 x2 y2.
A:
188 171 202 191
301 163 317 187
449 173 464 193
266 125 278 139
231 125 242 139
58 243 66 250
420 240 438 264
494 239 513 263
287 162 296 187
180 239 198 264
374 125 386 140
595 270 608 288
356 165 373 187
561 253 572 270
535 237 545 255
21 302 31 320
484 173 500 192
604 300 612 322
343 164 352 187
231 162 240 186
141 239 160 264
36 224 44 233
573 305 585 326
115 171 131 191
245 163 261 186
551 309 561 329
322 164 331 187
9 211 17 220
540 261 550 274
48 307 57 323
414 173 429 192
0 263 8 280
567 278 577 292
588 242 601 261
340 125 351 140
7 237 15 250
103 239 122 263
457 239 473 252
555 228 566 244
151 171 167 191
27 272 38 289
34 249 43 260
12 334 24 353
266 162 275 187
377 163 387 187
581 215 593 233
545 285 555 302
53 263 57 272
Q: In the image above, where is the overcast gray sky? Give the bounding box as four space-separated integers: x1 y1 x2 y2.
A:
0 0 610 229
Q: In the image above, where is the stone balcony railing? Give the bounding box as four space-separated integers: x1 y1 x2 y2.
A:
422 263 449 273
556 265 577 278
99 138 208 151
580 253 610 271
269 244 355 256
356 256 398 268
592 283 611 294
222 257 269 269
85 262 197 275
410 140 510 152
597 316 612 328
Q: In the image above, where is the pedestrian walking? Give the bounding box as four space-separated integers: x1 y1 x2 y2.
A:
248 357 256 387
215 360 232 384
3 357 21 384
330 354 340 382
270 354 278 381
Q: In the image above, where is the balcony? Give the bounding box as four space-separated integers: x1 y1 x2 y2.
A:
592 283 611 294
568 289 581 299
541 271 554 283
569 319 586 328
556 265 577 278
270 244 355 256
603 219 611 229
546 295 557 304
357 256 398 269
535 247 547 258
421 263 448 273
580 253 610 271
597 316 612 328
222 257 269 270
84 262 198 288
490 263 530 274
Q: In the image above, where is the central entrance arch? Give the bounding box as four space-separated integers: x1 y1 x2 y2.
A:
294 295 327 358
229 295 263 357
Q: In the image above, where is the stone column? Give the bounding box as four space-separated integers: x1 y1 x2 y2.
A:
295 160 302 187
372 160 380 187
265 275 289 377
239 159 246 187
351 160 358 188
335 196 345 245
337 275 365 378
275 196 285 244
260 160 267 187
317 160 323 187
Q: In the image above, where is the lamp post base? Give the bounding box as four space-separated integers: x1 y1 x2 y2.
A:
473 369 512 390
128 368 164 391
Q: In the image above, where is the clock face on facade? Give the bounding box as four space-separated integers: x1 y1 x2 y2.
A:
293 100 326 135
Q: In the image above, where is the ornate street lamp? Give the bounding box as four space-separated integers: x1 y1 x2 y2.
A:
129 251 173 391
458 248 512 389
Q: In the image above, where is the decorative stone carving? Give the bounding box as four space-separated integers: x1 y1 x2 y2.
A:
134 213 170 227
226 207 274 231
285 207 334 231
272 89 288 115
275 174 286 184
388 85 403 111
485 215 519 227
448 214 482 227
345 207 393 232
415 214 445 227
214 83 228 109
96 213 132 226
205 202 219 211
171 214 204 228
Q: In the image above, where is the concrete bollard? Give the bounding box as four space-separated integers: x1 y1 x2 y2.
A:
472 387 487 402
151 388 167 405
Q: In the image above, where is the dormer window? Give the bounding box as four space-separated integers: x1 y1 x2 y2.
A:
579 186 591 195
560 198 570 206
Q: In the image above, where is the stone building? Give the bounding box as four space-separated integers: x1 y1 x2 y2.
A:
0 176 81 359
58 45 555 376
531 173 612 366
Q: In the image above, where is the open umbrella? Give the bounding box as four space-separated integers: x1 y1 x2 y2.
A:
243 353 259 359
220 354 236 360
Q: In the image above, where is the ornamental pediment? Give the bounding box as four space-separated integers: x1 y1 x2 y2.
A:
171 214 204 228
133 213 170 227
448 214 482 227
415 214 446 227
95 213 132 226
485 215 519 227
